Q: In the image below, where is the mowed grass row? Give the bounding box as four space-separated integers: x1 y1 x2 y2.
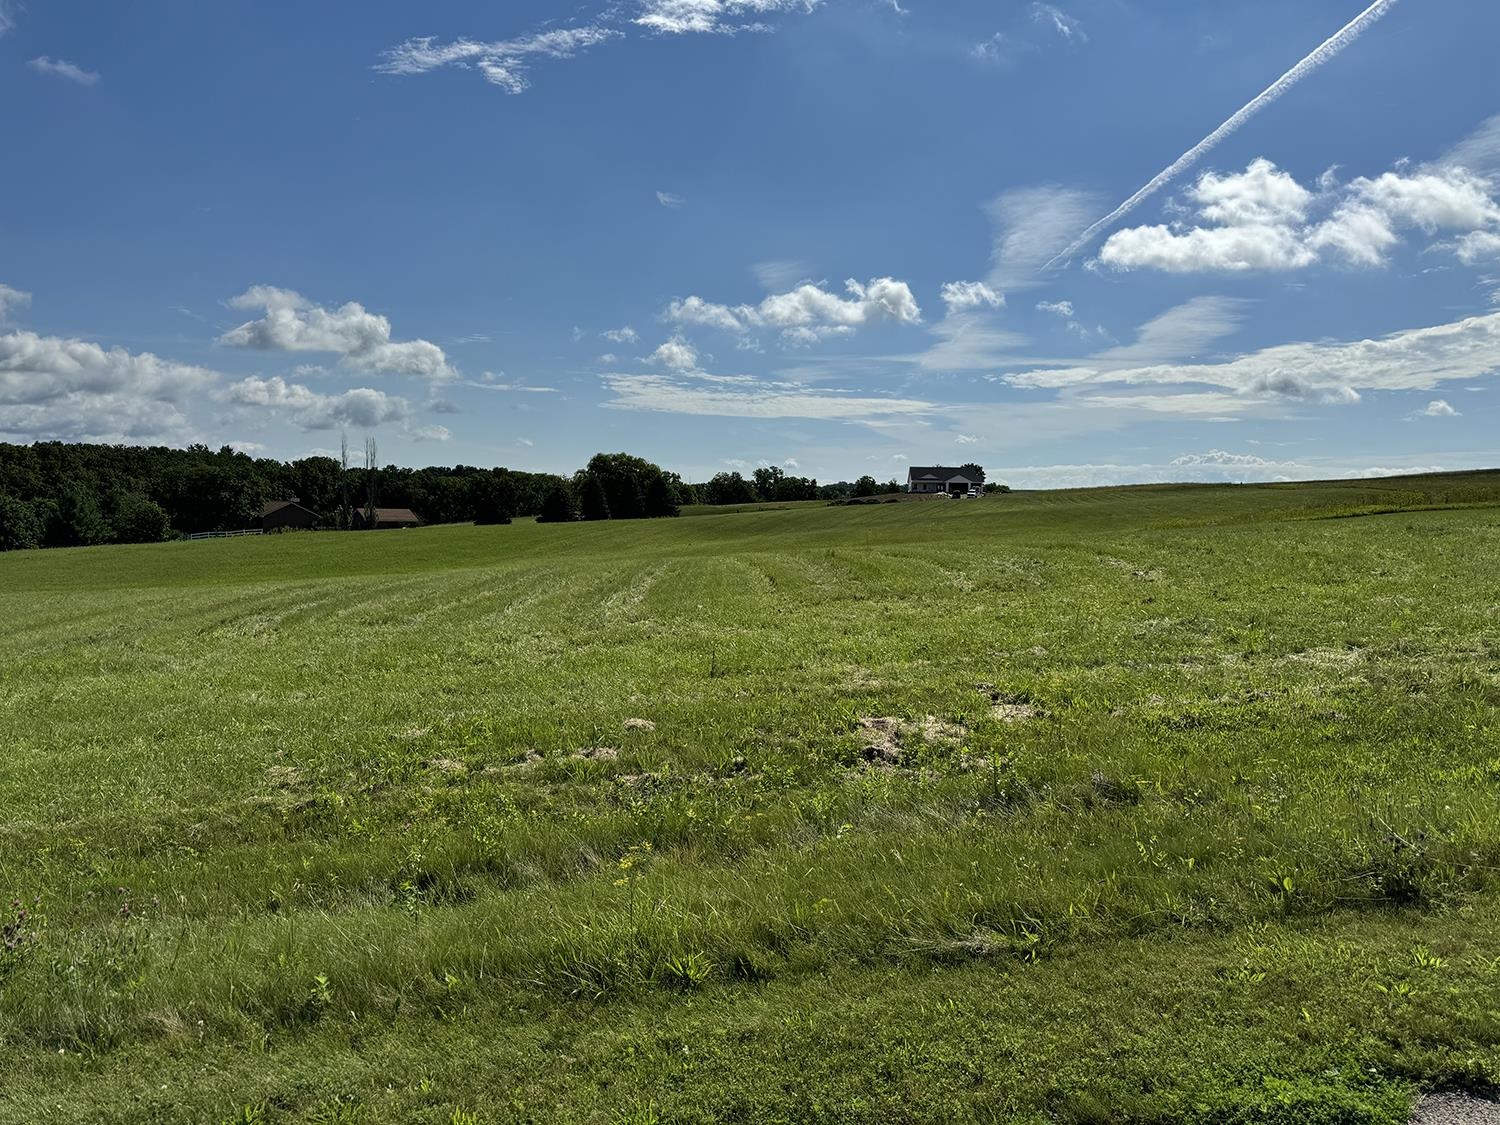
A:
1 474 1499 1122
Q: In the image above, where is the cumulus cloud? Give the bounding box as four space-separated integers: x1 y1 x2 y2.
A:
647 336 701 371
635 0 823 35
28 56 100 85
1417 398 1460 417
0 284 31 323
603 326 640 344
1097 159 1500 273
406 423 452 441
667 277 921 342
940 281 1004 314
1003 308 1500 408
376 27 621 93
225 376 413 431
0 330 215 441
220 286 454 380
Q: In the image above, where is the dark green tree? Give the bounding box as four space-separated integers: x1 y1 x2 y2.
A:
112 494 172 544
0 494 44 551
48 488 111 547
961 462 986 483
644 473 679 518
579 474 611 521
471 471 517 525
702 471 757 505
852 475 879 498
538 482 579 523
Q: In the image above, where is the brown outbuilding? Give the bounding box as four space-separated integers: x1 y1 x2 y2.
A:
353 507 422 530
260 500 320 532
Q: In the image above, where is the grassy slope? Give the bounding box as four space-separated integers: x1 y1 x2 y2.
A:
2 474 1499 1123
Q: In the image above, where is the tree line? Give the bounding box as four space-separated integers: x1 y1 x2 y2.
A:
0 442 997 552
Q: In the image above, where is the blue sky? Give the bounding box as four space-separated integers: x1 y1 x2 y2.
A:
3 0 1499 485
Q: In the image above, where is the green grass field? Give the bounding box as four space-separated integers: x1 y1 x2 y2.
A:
3 473 1500 1124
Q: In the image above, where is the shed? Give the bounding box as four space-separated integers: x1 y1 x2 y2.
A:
260 499 320 532
354 507 422 530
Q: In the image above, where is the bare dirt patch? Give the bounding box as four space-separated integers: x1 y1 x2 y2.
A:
623 718 657 732
572 746 620 762
976 683 1044 722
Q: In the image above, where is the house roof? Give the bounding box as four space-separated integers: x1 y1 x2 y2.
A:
906 466 984 483
260 500 316 518
369 507 421 523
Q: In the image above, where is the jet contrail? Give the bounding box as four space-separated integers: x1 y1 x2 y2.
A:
1044 0 1400 270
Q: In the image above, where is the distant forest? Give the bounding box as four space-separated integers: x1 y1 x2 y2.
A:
0 442 911 551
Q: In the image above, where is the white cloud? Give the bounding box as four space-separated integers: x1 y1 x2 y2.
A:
1443 114 1500 179
598 352 620 365
470 373 559 393
634 0 823 35
376 27 621 93
406 423 452 442
1036 300 1074 318
0 284 31 323
970 33 1017 65
647 336 701 371
1456 230 1500 265
940 281 1004 314
220 286 454 380
603 326 640 344
1098 159 1500 273
1003 308 1500 406
955 434 979 445
1417 399 1460 417
985 187 1104 291
603 370 933 420
656 191 686 208
752 260 812 289
1093 296 1251 365
667 277 921 341
0 0 16 37
1030 3 1085 42
28 56 100 85
0 330 215 442
225 376 413 431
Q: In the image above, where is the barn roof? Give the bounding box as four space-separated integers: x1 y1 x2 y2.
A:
370 507 420 523
260 500 317 518
906 466 984 483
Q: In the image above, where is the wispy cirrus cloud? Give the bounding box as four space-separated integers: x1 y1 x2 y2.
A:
376 27 621 94
28 56 101 86
1002 307 1500 407
1030 3 1085 42
604 369 933 421
635 0 824 35
378 2 823 94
